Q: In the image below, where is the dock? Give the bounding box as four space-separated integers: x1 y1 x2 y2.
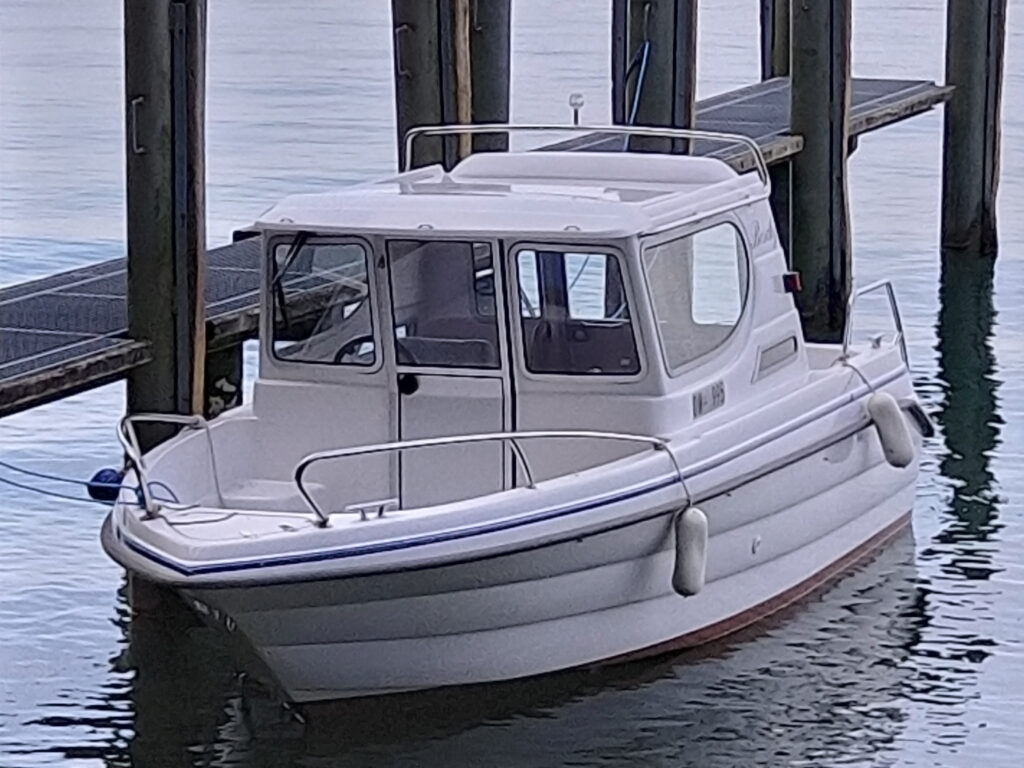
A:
0 76 949 419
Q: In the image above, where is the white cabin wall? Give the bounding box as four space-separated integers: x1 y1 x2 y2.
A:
654 201 810 441
511 199 811 481
250 378 396 510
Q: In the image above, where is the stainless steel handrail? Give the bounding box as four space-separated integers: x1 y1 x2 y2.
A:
117 413 225 516
294 429 680 527
842 279 908 364
402 123 771 191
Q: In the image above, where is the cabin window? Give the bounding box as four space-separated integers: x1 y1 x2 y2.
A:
387 240 500 368
642 222 749 372
271 238 376 366
516 249 640 375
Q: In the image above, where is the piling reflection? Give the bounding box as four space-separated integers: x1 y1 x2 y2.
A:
89 533 921 766
894 253 1004 748
933 254 1003 551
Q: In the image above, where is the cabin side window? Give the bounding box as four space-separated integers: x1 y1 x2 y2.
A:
271 238 376 366
642 222 749 372
516 248 640 376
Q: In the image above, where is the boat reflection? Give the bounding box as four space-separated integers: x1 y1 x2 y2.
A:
89 530 922 766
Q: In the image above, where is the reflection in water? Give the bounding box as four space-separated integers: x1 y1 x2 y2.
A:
897 254 1004 751
933 255 1003 554
56 535 922 767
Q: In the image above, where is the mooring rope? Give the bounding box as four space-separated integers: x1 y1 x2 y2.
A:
0 458 179 506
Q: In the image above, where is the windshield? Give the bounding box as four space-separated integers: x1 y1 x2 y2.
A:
271 236 376 366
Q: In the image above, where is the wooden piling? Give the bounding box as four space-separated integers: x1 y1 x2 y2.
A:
124 0 207 451
789 0 852 344
391 0 510 170
611 0 698 153
453 0 473 160
759 0 791 263
941 0 1007 256
467 0 510 155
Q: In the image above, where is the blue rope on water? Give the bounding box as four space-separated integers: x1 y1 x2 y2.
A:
0 458 122 490
0 472 115 505
0 458 180 506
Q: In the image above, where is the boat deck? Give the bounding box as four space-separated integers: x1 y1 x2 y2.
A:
0 76 951 417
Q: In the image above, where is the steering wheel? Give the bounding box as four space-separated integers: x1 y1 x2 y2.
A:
333 336 419 365
333 335 376 365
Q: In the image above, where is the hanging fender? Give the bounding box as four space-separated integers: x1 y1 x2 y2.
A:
867 392 915 469
672 507 709 597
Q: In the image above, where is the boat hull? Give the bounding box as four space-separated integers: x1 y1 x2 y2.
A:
136 427 918 703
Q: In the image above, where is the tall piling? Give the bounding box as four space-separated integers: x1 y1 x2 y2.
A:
941 0 1007 256
391 0 510 170
124 0 208 451
611 0 698 153
789 0 852 344
758 0 791 261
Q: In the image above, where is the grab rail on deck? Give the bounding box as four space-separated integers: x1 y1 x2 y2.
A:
403 123 772 192
294 429 682 528
118 413 225 516
842 279 908 364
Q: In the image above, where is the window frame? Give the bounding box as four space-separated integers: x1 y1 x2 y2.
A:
639 218 752 377
508 240 647 381
266 233 383 373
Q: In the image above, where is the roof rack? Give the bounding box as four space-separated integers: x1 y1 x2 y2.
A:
403 124 771 194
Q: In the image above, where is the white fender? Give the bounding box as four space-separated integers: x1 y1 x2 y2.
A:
672 507 708 597
867 392 915 468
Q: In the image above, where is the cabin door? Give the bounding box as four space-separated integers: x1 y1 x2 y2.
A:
386 239 509 508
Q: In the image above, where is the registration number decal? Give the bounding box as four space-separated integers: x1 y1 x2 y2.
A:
692 380 726 419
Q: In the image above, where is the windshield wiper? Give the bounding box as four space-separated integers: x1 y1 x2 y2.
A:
272 230 311 288
272 230 310 332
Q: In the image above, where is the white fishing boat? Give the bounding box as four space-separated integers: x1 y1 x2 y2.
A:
102 125 931 703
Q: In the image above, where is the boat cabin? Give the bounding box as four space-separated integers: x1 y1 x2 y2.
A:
251 147 806 511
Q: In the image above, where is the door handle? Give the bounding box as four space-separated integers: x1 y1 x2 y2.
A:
398 373 419 396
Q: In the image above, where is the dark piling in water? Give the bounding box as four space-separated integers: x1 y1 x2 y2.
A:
759 0 792 260
789 0 853 344
391 0 510 171
941 0 1008 257
124 0 240 450
611 0 698 154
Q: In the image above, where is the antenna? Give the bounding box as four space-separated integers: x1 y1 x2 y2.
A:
568 93 585 126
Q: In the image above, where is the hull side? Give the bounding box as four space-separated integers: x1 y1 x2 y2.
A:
182 429 917 702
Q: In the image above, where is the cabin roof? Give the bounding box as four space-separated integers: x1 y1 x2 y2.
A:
255 151 764 239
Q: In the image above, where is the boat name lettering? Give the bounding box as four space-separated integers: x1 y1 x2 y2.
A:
748 215 776 251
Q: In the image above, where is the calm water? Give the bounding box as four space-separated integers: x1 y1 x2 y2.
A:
1 1 1023 766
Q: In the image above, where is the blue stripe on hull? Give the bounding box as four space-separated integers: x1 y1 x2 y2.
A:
120 475 681 577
